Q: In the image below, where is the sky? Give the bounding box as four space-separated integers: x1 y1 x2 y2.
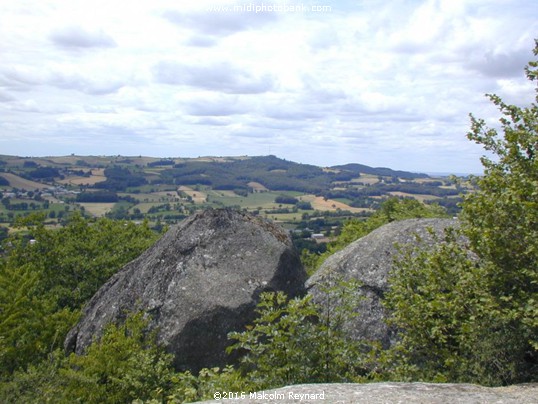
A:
1 0 537 174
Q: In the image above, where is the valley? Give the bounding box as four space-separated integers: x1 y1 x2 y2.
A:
0 154 469 244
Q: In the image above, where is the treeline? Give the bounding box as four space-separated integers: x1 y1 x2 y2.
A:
3 165 88 183
20 167 61 181
76 191 119 203
155 156 333 193
274 195 312 210
332 163 428 179
93 166 147 191
155 155 430 195
147 159 175 167
327 182 459 199
426 196 462 215
1 154 437 199
1 198 49 211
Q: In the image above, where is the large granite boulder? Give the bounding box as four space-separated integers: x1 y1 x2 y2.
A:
65 209 306 371
306 218 459 347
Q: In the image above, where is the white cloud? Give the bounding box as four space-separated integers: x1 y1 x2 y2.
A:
161 5 279 36
153 60 275 94
185 35 218 47
183 94 247 116
0 89 16 102
1 0 536 173
467 48 531 78
49 70 125 95
50 26 117 49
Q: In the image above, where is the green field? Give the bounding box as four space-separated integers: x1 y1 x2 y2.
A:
0 173 46 190
0 154 466 232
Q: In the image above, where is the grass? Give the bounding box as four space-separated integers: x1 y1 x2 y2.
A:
264 212 303 222
134 184 177 193
299 195 369 213
133 202 159 214
178 186 207 203
79 203 116 217
353 174 379 185
0 173 46 191
333 198 354 205
120 193 160 202
387 192 439 202
59 173 106 186
209 192 281 210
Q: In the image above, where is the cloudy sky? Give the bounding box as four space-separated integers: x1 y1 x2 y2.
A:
1 0 536 173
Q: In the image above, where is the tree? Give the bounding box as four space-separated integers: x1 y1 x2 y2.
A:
0 213 161 375
381 41 538 385
459 40 538 382
61 313 174 403
1 313 175 403
0 259 78 376
227 276 366 390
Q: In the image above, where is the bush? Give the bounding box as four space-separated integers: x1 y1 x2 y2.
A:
380 41 538 386
227 275 367 390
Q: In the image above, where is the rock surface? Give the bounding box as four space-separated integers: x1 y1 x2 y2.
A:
306 218 459 347
197 382 538 403
65 209 306 371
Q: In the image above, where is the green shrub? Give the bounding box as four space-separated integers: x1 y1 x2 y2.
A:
228 275 367 390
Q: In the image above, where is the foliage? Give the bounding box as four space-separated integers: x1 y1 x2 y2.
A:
164 365 252 403
274 195 299 205
381 41 538 386
1 313 175 404
425 196 463 216
380 229 501 383
1 315 253 404
227 276 367 390
26 167 60 180
7 213 159 309
0 350 68 403
0 259 79 380
76 191 119 203
95 166 147 191
61 313 174 403
0 214 161 375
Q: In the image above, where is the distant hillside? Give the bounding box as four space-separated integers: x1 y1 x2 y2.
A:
157 155 345 194
1 154 465 228
0 155 429 184
331 163 429 179
153 156 429 192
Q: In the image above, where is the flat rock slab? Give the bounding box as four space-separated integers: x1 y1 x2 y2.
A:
197 382 538 403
